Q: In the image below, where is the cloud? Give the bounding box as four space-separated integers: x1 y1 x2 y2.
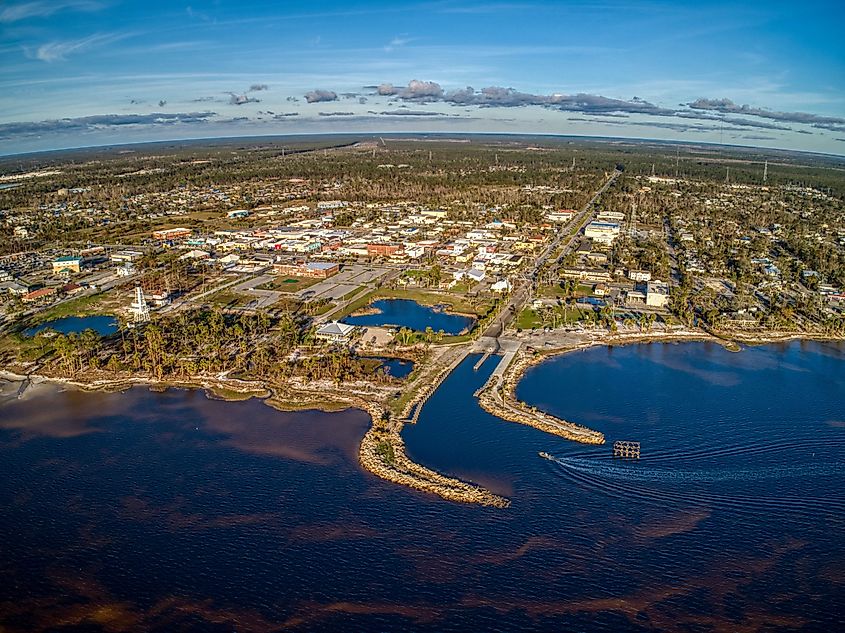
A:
398 79 444 100
686 98 845 131
227 92 258 105
0 112 217 139
29 32 128 62
378 109 450 117
248 84 268 92
675 110 791 131
381 81 675 116
0 0 101 23
304 89 338 103
377 83 399 96
384 36 412 52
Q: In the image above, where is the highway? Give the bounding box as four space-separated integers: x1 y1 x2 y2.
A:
481 168 621 339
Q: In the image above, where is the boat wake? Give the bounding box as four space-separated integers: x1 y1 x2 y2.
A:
544 453 845 523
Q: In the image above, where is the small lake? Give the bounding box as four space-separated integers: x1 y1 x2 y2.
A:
25 315 119 337
368 356 414 379
343 299 474 335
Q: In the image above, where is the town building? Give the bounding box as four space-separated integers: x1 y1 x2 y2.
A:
628 269 652 282
52 255 82 275
646 280 670 308
152 227 192 241
273 261 339 278
316 321 355 343
584 221 620 245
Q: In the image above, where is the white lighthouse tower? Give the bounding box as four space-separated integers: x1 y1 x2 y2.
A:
129 285 150 323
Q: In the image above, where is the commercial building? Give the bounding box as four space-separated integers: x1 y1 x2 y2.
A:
273 261 340 278
646 280 670 308
52 255 82 275
367 243 401 257
316 321 355 344
152 227 192 241
584 221 620 245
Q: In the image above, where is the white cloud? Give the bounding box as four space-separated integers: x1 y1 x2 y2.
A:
0 0 103 23
28 32 128 62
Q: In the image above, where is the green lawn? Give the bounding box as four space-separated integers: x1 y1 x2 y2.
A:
30 292 111 324
256 276 321 293
515 306 590 330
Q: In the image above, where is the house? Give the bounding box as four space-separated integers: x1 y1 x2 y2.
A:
23 287 57 304
491 279 512 293
467 268 485 283
625 290 646 304
628 269 652 282
646 280 670 308
52 255 82 275
316 321 355 343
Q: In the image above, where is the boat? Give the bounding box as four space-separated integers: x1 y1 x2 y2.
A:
538 451 553 460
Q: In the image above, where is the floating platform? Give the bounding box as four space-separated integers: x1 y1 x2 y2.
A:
613 441 640 459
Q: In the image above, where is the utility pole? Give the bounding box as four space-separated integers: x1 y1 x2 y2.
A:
725 166 730 184
763 160 768 183
675 147 680 178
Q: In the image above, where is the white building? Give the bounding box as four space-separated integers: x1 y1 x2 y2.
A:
646 280 670 308
491 279 512 293
584 221 620 245
316 321 356 343
628 269 652 282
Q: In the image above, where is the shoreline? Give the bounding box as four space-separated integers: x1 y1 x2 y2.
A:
1 365 510 508
2 330 841 509
475 328 845 446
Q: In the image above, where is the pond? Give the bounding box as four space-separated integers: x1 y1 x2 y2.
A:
367 356 415 379
342 299 474 335
24 315 119 337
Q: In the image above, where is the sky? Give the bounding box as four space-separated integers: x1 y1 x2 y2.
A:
1 0 844 156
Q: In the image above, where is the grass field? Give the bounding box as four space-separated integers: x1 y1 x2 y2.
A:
256 276 321 293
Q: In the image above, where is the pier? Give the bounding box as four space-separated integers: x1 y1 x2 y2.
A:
473 351 492 371
613 441 640 458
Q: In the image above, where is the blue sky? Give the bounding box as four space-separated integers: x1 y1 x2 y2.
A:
1 0 844 155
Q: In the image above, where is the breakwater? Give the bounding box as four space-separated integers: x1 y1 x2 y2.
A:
358 401 510 508
477 350 605 445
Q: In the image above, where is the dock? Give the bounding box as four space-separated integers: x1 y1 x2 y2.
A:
473 351 492 371
613 441 640 458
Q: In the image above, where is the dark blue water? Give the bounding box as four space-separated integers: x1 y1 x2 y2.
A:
0 341 843 631
368 357 415 379
342 299 474 334
24 315 118 336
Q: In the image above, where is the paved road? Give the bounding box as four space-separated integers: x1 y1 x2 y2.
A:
481 169 621 338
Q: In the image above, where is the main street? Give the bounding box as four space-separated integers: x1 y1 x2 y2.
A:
481 168 622 339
